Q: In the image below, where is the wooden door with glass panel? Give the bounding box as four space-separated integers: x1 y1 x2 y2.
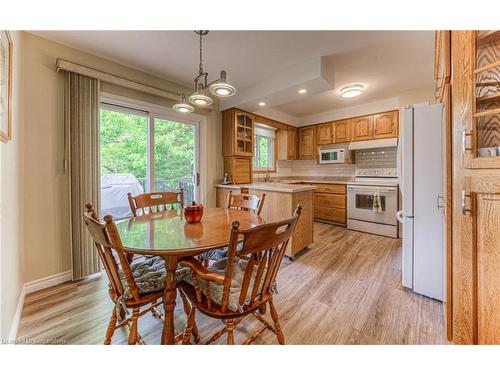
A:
234 111 254 157
451 30 500 344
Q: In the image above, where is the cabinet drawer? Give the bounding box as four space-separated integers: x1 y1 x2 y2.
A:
314 184 346 195
314 193 346 209
314 206 346 223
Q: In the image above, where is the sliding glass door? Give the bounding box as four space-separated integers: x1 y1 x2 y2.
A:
99 104 199 219
153 117 198 204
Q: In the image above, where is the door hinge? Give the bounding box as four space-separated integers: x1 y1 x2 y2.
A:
196 172 200 187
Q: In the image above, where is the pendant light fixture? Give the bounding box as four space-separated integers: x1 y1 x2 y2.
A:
173 30 236 113
172 93 195 113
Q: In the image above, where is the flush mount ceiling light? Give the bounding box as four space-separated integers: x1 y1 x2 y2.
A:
340 84 364 98
298 88 307 94
172 94 195 113
173 30 237 113
258 102 266 107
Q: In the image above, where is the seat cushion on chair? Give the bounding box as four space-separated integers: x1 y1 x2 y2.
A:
199 242 244 261
118 256 190 300
182 257 260 312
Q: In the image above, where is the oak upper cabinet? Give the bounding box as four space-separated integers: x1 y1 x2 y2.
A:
450 31 500 345
333 119 351 144
373 111 399 139
351 115 373 141
277 126 298 160
316 122 334 145
222 108 254 158
299 126 317 160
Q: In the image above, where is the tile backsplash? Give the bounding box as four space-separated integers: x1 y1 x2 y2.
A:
354 147 397 168
275 146 397 177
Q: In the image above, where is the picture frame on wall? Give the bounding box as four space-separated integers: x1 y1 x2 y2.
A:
0 30 12 143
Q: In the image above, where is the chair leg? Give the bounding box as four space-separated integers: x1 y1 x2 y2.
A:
180 290 200 343
268 298 285 344
128 308 140 345
226 319 235 345
104 308 117 345
182 307 197 344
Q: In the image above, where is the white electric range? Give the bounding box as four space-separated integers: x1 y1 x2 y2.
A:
347 168 399 238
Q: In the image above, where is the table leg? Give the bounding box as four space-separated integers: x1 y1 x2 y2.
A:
161 255 178 345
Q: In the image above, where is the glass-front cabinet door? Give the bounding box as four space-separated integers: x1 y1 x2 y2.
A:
464 30 500 169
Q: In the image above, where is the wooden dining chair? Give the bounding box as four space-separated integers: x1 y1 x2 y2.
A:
127 190 184 217
200 191 266 265
227 190 266 215
178 205 302 345
83 203 199 345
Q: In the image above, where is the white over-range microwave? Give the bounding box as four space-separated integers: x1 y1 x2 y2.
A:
319 147 346 164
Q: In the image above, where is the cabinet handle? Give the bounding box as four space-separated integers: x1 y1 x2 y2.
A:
461 130 473 154
461 190 471 215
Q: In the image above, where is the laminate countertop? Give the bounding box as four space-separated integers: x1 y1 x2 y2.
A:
217 177 399 191
215 182 316 193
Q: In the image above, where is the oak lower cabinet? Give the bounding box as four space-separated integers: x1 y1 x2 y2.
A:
299 126 317 160
311 183 347 225
333 119 351 143
223 157 252 184
277 126 297 160
216 186 314 258
351 115 374 141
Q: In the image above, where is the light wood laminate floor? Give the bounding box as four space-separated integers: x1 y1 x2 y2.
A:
17 223 448 344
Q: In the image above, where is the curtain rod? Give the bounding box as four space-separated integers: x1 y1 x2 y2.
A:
56 58 183 102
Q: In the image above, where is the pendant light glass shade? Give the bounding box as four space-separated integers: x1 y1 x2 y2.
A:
189 84 213 106
172 94 195 113
209 70 236 97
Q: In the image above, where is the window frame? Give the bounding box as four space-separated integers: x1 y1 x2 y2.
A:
253 133 276 173
98 92 204 203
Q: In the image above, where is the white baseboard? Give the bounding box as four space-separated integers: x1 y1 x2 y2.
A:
24 270 72 295
8 285 26 342
8 270 72 341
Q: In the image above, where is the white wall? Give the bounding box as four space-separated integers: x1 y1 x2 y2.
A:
0 31 24 341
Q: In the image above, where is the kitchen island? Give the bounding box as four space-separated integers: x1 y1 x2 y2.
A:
215 182 315 259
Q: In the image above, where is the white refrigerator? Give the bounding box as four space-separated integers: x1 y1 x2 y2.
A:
398 103 444 301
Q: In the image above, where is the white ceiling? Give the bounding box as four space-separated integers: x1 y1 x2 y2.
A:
32 30 435 118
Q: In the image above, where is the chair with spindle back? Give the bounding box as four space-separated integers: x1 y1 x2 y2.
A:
127 190 184 217
200 190 266 265
178 205 302 345
83 203 199 345
227 190 266 215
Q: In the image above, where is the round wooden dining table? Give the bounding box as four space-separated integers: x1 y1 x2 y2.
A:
116 207 264 345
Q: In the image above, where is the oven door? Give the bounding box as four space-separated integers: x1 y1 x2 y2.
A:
347 185 398 225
